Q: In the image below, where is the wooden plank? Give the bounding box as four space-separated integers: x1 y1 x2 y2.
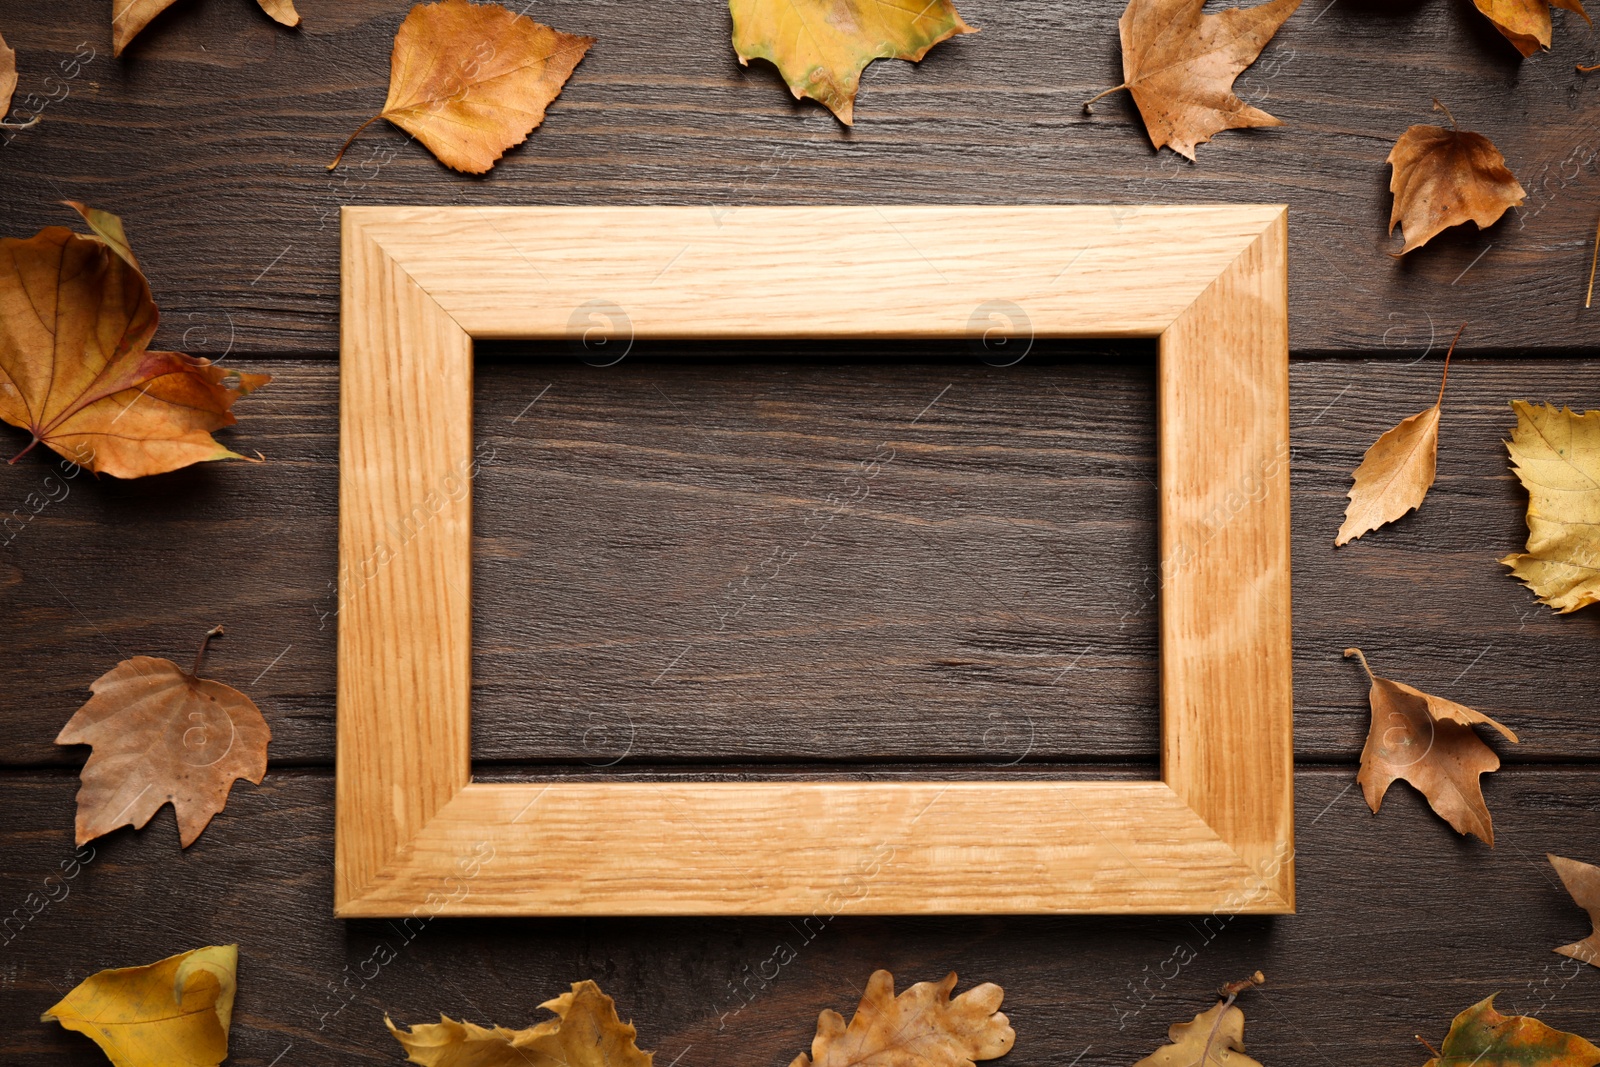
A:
1 0 1597 354
3 356 1598 768
1 766 1596 1063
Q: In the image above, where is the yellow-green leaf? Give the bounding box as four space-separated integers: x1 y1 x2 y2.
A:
41 945 237 1067
1420 995 1600 1067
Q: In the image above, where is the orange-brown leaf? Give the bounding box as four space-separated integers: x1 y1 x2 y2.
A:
1387 118 1526 254
55 628 270 848
0 204 269 477
1346 648 1517 845
790 971 1013 1067
1102 0 1303 161
1 29 20 123
1473 0 1591 56
387 980 653 1067
113 0 300 57
1550 854 1600 968
335 0 593 175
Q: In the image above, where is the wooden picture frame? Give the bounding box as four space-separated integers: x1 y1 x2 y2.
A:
336 205 1293 917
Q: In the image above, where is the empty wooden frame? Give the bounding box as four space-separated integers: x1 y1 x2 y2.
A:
336 205 1293 917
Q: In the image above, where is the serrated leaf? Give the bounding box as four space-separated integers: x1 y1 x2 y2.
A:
1500 400 1600 614
387 980 653 1067
790 970 1013 1067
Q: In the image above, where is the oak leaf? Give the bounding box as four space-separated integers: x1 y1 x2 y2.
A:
729 0 976 126
790 970 1013 1067
330 0 593 175
113 0 300 57
1338 326 1463 546
1549 853 1600 968
1084 0 1302 161
1346 648 1517 845
0 202 270 478
56 626 270 847
1500 401 1600 614
1135 973 1265 1067
1387 102 1525 254
1418 995 1600 1067
1472 0 1591 57
387 980 652 1067
42 944 238 1067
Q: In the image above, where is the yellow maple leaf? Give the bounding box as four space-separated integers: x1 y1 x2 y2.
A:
387 979 653 1067
1501 400 1600 613
41 945 237 1067
730 0 977 125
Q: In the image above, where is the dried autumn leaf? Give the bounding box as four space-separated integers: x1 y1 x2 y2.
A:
729 0 976 126
113 0 300 57
1549 854 1600 967
1418 995 1600 1067
1 28 37 131
790 970 1013 1067
1472 0 1591 57
330 0 593 175
1083 0 1302 161
387 979 652 1067
1387 102 1526 255
1337 326 1463 546
0 202 270 478
1345 647 1518 845
56 626 270 848
1500 401 1600 614
42 944 238 1067
1136 1003 1260 1067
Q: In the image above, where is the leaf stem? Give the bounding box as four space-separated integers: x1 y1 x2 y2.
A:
7 436 41 464
1436 322 1465 409
1586 215 1599 310
1196 974 1261 1066
1431 97 1458 130
327 114 384 172
1415 1035 1443 1058
1579 62 1599 72
191 625 225 676
1344 647 1376 682
0 115 39 130
1082 84 1128 112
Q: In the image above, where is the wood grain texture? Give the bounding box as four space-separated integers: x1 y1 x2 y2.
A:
2 0 1598 353
2 766 1597 1065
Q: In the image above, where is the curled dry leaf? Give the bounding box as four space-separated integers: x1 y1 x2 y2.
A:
1500 401 1600 613
1084 0 1302 161
330 0 593 175
1 28 38 131
729 0 976 126
113 0 300 57
56 626 270 847
1549 854 1600 968
42 944 238 1067
1387 102 1525 255
387 979 652 1067
1337 326 1463 546
1418 995 1600 1067
791 970 1013 1067
1135 972 1265 1067
1346 648 1517 845
0 202 270 478
1472 0 1591 57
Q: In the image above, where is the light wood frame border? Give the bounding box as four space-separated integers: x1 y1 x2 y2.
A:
336 205 1293 917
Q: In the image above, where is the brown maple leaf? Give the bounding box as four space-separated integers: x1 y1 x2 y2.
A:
387 980 652 1067
1387 100 1526 255
1345 648 1518 845
1084 0 1303 161
55 626 271 848
1549 854 1600 968
0 202 269 478
729 0 977 125
1337 324 1463 546
329 0 593 175
791 971 1013 1067
113 0 301 57
1135 973 1266 1067
1473 0 1592 57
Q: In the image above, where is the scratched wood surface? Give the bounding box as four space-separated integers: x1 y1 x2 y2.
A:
3 0 1600 1059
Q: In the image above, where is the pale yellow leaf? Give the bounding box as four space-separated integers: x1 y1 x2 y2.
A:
1500 401 1600 613
1135 1001 1261 1067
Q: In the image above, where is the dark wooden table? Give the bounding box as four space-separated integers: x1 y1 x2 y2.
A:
3 1 1599 1063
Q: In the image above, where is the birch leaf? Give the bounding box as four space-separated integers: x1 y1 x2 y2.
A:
1387 103 1525 254
790 970 1013 1067
1472 0 1592 57
1346 648 1517 845
1549 853 1600 968
1500 401 1600 614
1419 996 1600 1067
113 0 300 57
729 0 976 125
387 980 653 1067
41 945 238 1067
330 0 593 175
